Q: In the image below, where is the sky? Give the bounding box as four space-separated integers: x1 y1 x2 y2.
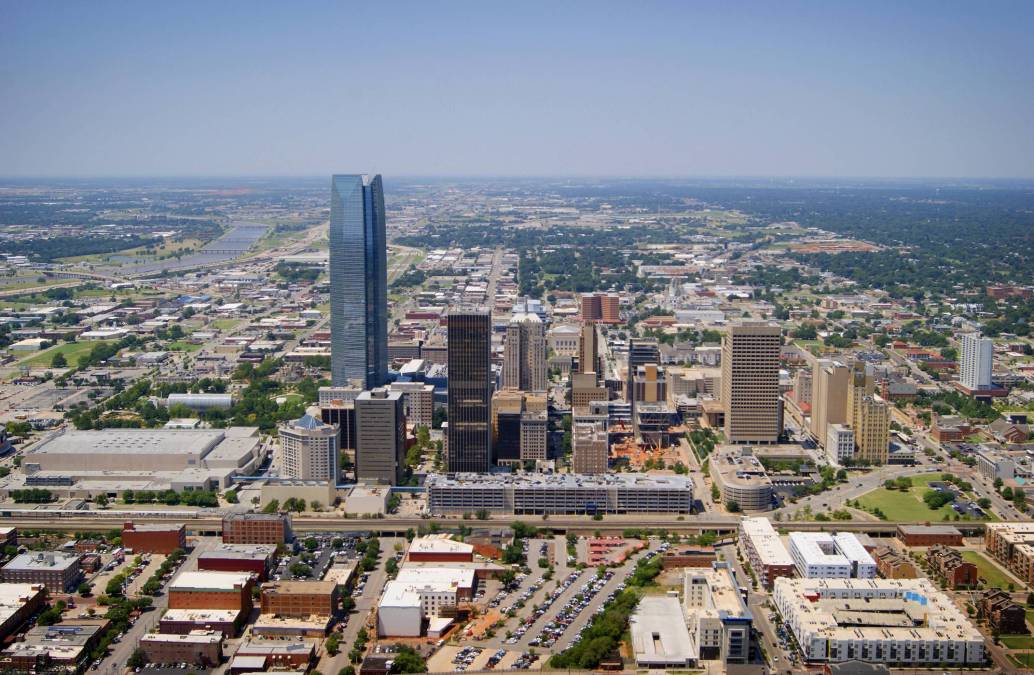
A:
2 1 1033 178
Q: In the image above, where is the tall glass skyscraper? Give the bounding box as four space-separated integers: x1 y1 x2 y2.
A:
330 174 388 389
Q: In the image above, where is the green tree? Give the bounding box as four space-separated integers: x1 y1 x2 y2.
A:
51 352 67 368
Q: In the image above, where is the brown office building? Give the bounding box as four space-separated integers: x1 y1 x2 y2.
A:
259 580 339 617
1 552 81 592
121 522 187 554
579 293 620 324
721 323 782 444
221 513 293 545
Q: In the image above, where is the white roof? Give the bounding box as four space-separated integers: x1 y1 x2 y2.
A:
409 536 473 556
394 566 475 590
832 533 876 567
789 532 849 567
170 571 251 592
380 580 422 609
741 517 793 566
630 595 695 665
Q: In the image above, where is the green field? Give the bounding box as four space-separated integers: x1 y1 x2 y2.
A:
167 341 201 352
1001 634 1034 649
1009 653 1034 669
961 550 1016 590
18 340 114 368
856 473 994 522
210 319 240 330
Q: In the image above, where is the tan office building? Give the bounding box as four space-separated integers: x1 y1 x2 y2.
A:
721 323 781 444
810 360 849 446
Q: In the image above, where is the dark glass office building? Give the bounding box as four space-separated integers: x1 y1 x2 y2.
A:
330 174 388 389
447 311 493 472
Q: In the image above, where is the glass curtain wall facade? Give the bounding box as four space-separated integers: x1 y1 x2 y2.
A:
330 174 388 388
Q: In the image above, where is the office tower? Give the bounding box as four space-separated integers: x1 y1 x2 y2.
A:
960 332 994 390
847 361 875 428
318 386 360 457
520 409 548 463
492 390 525 465
794 369 813 405
386 382 435 428
626 338 661 405
573 422 609 474
279 415 340 483
854 395 890 464
447 311 492 472
721 323 782 444
355 388 406 485
810 360 849 445
330 174 388 389
580 293 621 324
578 322 599 376
633 364 668 404
503 312 546 392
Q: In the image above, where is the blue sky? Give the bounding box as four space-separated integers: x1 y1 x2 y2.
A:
2 1 1032 178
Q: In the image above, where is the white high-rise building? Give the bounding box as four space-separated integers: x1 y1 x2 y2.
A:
960 333 993 390
279 414 340 483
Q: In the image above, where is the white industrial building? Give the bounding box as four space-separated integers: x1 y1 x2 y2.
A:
788 532 876 579
774 577 984 665
376 567 475 638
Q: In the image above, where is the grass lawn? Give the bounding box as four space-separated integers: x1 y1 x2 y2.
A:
856 473 993 522
18 341 114 368
961 550 1016 590
1000 635 1034 649
210 318 240 330
1026 608 1034 628
1009 653 1034 669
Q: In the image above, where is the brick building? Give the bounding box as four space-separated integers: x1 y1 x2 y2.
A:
660 546 718 569
168 572 254 612
259 580 339 618
896 524 964 547
1 552 81 592
0 584 47 642
232 641 315 671
198 545 276 580
122 522 187 554
221 513 293 545
926 545 978 588
407 536 474 564
979 589 1027 634
872 547 917 580
139 631 224 667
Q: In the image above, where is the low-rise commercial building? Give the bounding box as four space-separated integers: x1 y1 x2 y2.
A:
168 571 255 612
121 522 186 554
426 472 692 515
232 640 315 671
0 583 47 642
773 577 984 665
788 533 877 579
160 609 243 637
260 580 339 618
407 536 474 564
198 544 276 580
0 621 107 672
739 517 795 589
139 631 224 667
1 552 81 592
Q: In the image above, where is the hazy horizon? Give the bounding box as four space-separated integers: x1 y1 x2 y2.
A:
3 1 1033 179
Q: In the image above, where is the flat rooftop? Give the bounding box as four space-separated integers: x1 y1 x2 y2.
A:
409 536 473 556
262 580 337 595
4 552 79 572
740 517 794 567
140 631 222 645
32 429 224 456
630 595 695 666
162 608 242 623
712 448 773 489
170 571 252 591
426 472 693 489
199 544 276 561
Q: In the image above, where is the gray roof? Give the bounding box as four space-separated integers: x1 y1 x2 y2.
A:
294 414 324 430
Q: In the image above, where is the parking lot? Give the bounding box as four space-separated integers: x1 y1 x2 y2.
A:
271 532 362 581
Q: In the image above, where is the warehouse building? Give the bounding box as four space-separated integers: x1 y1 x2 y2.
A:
426 473 693 515
222 513 293 545
773 577 984 665
168 571 255 612
260 580 340 618
407 536 474 564
121 522 187 554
